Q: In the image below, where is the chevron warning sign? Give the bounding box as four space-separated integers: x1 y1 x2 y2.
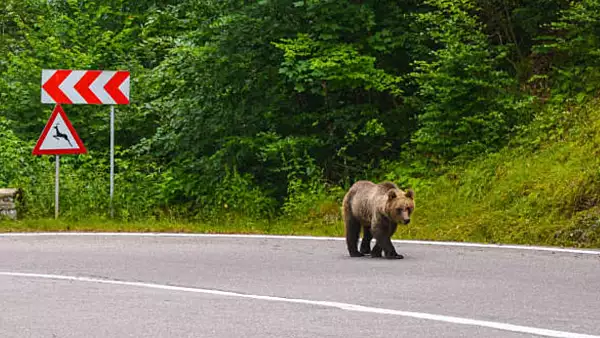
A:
41 69 130 105
32 104 87 156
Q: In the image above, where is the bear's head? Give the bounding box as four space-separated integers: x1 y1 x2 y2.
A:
386 188 415 225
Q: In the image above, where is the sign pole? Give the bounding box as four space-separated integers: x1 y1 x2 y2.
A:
110 105 115 218
55 155 60 219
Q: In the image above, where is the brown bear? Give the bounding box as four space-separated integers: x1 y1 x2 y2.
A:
342 180 415 259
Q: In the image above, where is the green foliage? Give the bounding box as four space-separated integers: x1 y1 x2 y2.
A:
534 0 600 102
203 166 278 220
273 33 403 96
409 0 532 164
0 118 49 189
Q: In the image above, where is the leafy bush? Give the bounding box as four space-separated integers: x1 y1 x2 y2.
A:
535 0 600 102
410 0 532 164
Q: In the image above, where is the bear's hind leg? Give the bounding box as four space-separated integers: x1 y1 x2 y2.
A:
345 217 364 257
359 226 373 255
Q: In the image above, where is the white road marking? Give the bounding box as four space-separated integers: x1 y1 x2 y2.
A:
1 232 599 255
0 271 598 338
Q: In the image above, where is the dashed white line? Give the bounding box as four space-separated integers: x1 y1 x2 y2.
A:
0 271 598 338
1 232 599 255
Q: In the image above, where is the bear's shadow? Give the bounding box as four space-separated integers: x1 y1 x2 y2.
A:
340 253 412 261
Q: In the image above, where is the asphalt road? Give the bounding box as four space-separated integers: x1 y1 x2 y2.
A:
0 234 599 338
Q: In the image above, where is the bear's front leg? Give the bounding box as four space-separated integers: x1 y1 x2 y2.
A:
379 238 403 259
383 247 404 259
383 222 403 259
370 243 382 258
371 229 395 259
371 218 403 259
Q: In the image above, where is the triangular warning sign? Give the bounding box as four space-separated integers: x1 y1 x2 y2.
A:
32 104 87 155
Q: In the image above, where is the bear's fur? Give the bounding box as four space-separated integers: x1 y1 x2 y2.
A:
342 180 415 259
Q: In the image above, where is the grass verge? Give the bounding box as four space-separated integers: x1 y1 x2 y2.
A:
0 217 345 237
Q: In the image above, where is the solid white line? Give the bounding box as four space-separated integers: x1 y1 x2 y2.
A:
1 232 599 255
0 271 597 338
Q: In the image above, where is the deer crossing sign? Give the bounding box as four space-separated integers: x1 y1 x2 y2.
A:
32 104 87 156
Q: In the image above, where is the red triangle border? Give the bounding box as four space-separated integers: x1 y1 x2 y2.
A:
32 104 88 156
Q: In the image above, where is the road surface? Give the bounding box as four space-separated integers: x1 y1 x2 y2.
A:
0 233 599 338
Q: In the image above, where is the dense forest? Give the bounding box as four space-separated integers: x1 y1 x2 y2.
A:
2 0 600 246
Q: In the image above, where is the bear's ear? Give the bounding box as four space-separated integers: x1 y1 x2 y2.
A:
387 190 397 200
405 189 415 199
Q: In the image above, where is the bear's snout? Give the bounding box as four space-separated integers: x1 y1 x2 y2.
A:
403 219 410 225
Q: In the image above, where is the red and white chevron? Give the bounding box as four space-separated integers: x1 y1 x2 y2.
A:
41 69 130 105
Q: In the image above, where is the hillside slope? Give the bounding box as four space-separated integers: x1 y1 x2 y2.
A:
395 101 600 247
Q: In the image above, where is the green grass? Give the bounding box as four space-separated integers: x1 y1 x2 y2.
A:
0 217 345 237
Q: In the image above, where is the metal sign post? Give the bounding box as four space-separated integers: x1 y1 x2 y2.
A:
55 155 59 219
110 105 115 218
